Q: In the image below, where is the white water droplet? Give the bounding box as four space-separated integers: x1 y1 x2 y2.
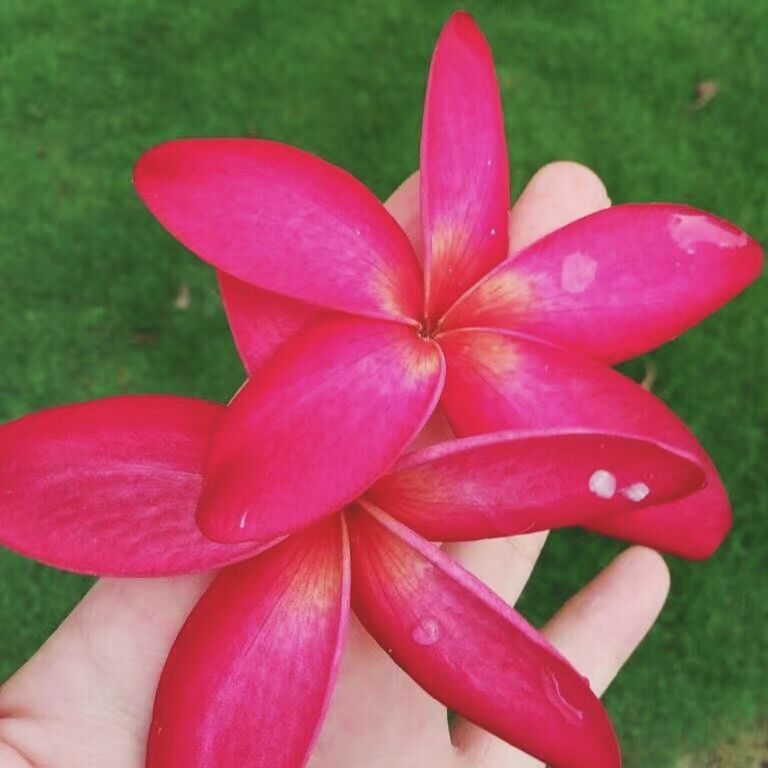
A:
353 228 361 236
411 617 441 646
621 482 650 502
560 251 598 293
490 227 497 236
589 469 616 499
486 158 493 167
239 511 248 529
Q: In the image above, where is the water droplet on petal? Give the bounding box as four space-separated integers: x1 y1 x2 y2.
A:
411 617 441 646
542 669 585 724
589 469 616 499
668 212 748 251
239 511 248 529
560 251 598 293
621 482 650 502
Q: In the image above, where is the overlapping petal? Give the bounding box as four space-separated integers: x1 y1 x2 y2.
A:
442 204 763 363
198 317 445 543
134 139 423 323
347 503 620 768
439 329 731 557
0 396 274 576
147 517 350 768
217 272 324 374
366 430 705 541
421 12 509 318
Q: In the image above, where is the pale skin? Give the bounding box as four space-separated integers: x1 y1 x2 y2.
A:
0 163 672 767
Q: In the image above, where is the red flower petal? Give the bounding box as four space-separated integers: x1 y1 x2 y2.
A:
439 329 731 557
421 12 509 319
442 204 763 363
199 317 445 543
134 139 423 323
366 430 704 541
217 271 323 374
147 516 350 768
0 396 271 576
346 504 620 768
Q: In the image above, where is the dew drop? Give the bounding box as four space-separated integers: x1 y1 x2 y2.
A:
588 469 616 499
490 227 497 236
239 511 248 530
668 212 748 251
621 482 650 502
542 670 585 724
560 251 597 293
411 617 441 646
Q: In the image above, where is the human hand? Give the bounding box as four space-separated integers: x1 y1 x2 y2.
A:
0 163 670 768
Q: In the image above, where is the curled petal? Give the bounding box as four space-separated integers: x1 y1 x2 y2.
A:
421 12 509 318
148 516 350 768
442 204 763 363
199 317 445 543
439 329 730 557
347 504 620 768
135 139 423 323
0 397 270 576
366 430 704 541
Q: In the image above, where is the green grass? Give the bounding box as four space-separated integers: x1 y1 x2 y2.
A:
0 1 765 765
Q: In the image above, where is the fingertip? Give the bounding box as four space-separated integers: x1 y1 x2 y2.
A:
509 160 611 252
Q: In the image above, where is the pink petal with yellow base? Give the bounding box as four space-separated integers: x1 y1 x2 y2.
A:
440 329 730 557
346 503 620 768
147 516 350 768
198 317 445 543
366 429 705 541
134 139 423 323
442 204 763 364
0 396 272 576
216 174 425 374
421 12 509 319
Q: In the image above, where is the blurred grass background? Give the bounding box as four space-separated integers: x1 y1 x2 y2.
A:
0 0 765 765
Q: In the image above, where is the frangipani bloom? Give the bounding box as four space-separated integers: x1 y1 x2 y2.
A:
0 395 705 768
0 11 761 768
133 13 762 559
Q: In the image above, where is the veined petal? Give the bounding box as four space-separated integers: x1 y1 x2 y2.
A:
134 139 423 323
439 329 730 557
199 317 445 543
366 430 704 541
421 12 509 318
441 204 763 363
147 516 350 768
346 504 620 768
0 397 271 576
217 272 323 374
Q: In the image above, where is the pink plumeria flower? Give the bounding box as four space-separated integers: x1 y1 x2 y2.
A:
133 13 761 558
0 396 704 768
0 10 762 768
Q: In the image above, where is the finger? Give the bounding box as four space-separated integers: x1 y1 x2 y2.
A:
444 160 610 603
453 546 670 768
508 160 611 252
385 171 423 261
0 574 212 768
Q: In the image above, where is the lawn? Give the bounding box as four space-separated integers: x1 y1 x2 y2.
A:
0 1 766 765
